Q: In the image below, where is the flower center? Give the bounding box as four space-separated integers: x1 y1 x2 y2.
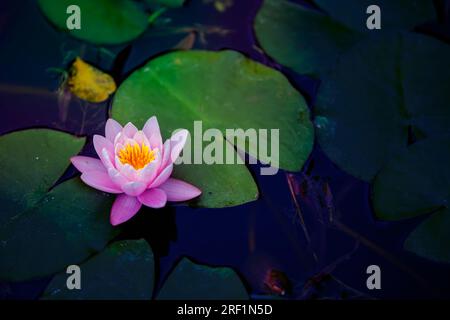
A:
118 143 156 170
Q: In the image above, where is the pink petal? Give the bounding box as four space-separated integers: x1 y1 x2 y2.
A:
107 167 129 189
161 139 171 170
122 181 147 196
122 122 138 138
138 188 167 208
93 135 114 161
169 129 189 164
138 151 162 185
110 194 142 226
80 171 122 194
133 131 150 147
115 156 138 181
143 116 163 150
114 132 127 146
101 149 116 171
149 164 173 189
159 178 202 202
105 119 123 143
71 156 105 173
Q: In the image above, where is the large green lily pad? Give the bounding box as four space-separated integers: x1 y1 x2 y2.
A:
43 240 154 300
254 0 436 76
112 50 314 207
373 138 450 263
0 129 117 281
157 258 249 300
38 0 149 45
315 33 450 181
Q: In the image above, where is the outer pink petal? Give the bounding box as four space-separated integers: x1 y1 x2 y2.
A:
80 171 122 194
169 129 189 164
71 156 105 173
122 181 147 196
122 122 138 138
138 188 167 208
159 178 202 202
93 135 114 161
110 194 142 226
105 119 123 143
160 139 171 170
143 116 162 150
148 164 173 189
101 149 116 171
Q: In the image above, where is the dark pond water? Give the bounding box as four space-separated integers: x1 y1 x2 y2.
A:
1 0 450 299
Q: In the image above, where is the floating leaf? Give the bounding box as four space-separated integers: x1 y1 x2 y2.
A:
42 241 248 300
157 258 249 300
0 129 117 281
43 240 154 300
373 138 450 263
254 0 436 76
67 57 116 103
38 0 149 45
315 33 450 181
112 50 313 207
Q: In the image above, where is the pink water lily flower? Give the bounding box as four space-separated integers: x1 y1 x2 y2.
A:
71 117 201 226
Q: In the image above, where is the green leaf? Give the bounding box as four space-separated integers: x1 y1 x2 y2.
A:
0 129 84 225
43 240 154 300
373 138 450 263
38 0 149 45
157 258 249 300
254 0 436 77
315 33 450 181
112 50 314 207
254 0 361 77
0 129 117 281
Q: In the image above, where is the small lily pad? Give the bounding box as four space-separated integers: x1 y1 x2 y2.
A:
373 138 450 263
0 129 117 281
38 0 149 45
157 258 249 300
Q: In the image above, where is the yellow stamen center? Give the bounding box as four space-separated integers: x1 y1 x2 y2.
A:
118 143 156 170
